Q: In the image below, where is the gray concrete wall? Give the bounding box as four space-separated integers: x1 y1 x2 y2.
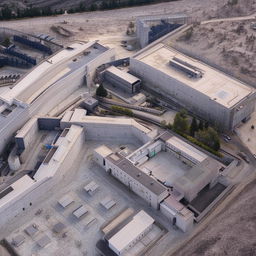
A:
130 58 233 130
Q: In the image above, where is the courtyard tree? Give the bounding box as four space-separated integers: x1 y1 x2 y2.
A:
96 84 108 97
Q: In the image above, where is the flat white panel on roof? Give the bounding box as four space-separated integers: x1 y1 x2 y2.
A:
58 194 74 208
104 200 116 210
84 181 99 195
167 136 207 163
108 210 154 253
100 197 116 210
73 205 88 219
36 235 51 248
84 181 96 191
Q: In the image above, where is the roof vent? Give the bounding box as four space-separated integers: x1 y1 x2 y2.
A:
169 57 203 79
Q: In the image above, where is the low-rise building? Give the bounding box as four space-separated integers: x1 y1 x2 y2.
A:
104 66 141 94
107 210 154 255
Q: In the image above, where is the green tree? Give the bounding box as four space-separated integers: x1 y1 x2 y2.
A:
195 127 220 151
1 37 11 47
173 111 189 134
1 5 12 20
96 84 108 97
198 120 204 130
190 117 198 137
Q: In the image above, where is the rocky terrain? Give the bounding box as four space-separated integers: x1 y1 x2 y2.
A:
174 176 256 256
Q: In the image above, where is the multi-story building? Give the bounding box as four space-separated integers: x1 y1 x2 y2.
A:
130 43 256 130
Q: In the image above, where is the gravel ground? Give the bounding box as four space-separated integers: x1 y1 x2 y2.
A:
174 177 256 256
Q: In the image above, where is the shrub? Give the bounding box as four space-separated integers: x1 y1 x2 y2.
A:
111 106 133 117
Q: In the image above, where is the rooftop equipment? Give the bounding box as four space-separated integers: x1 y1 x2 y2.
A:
169 57 203 78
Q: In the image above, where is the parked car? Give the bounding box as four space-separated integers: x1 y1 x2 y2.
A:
223 134 231 140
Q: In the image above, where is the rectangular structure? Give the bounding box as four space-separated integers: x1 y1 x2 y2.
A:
73 205 88 219
58 194 74 208
104 66 141 94
130 43 256 130
108 210 154 255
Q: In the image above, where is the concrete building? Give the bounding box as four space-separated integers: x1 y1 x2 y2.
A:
136 14 188 48
105 152 169 210
0 41 115 154
94 129 227 232
130 43 256 130
107 210 154 255
130 131 223 202
160 196 194 232
0 124 84 226
104 66 141 94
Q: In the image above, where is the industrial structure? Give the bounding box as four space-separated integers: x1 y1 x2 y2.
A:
136 14 188 48
130 43 256 130
0 41 115 154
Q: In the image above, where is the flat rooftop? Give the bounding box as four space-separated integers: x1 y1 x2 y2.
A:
134 43 255 108
105 66 141 85
0 42 108 104
166 136 207 163
107 153 167 196
108 210 154 253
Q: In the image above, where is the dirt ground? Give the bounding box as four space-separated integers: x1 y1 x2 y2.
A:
174 177 256 256
1 0 254 58
170 19 256 86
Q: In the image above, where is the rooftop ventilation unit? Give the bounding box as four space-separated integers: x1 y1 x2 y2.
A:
169 57 203 78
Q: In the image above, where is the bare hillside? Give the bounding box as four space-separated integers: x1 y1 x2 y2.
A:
174 177 256 256
172 19 256 86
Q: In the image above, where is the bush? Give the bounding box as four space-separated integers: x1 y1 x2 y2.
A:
173 110 189 134
182 133 222 157
167 127 222 157
184 27 193 41
96 84 108 97
195 127 220 151
111 106 133 117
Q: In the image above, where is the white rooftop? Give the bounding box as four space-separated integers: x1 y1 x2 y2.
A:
58 194 74 208
135 43 255 108
108 210 154 253
105 66 140 84
0 41 103 104
166 136 207 163
0 175 35 209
